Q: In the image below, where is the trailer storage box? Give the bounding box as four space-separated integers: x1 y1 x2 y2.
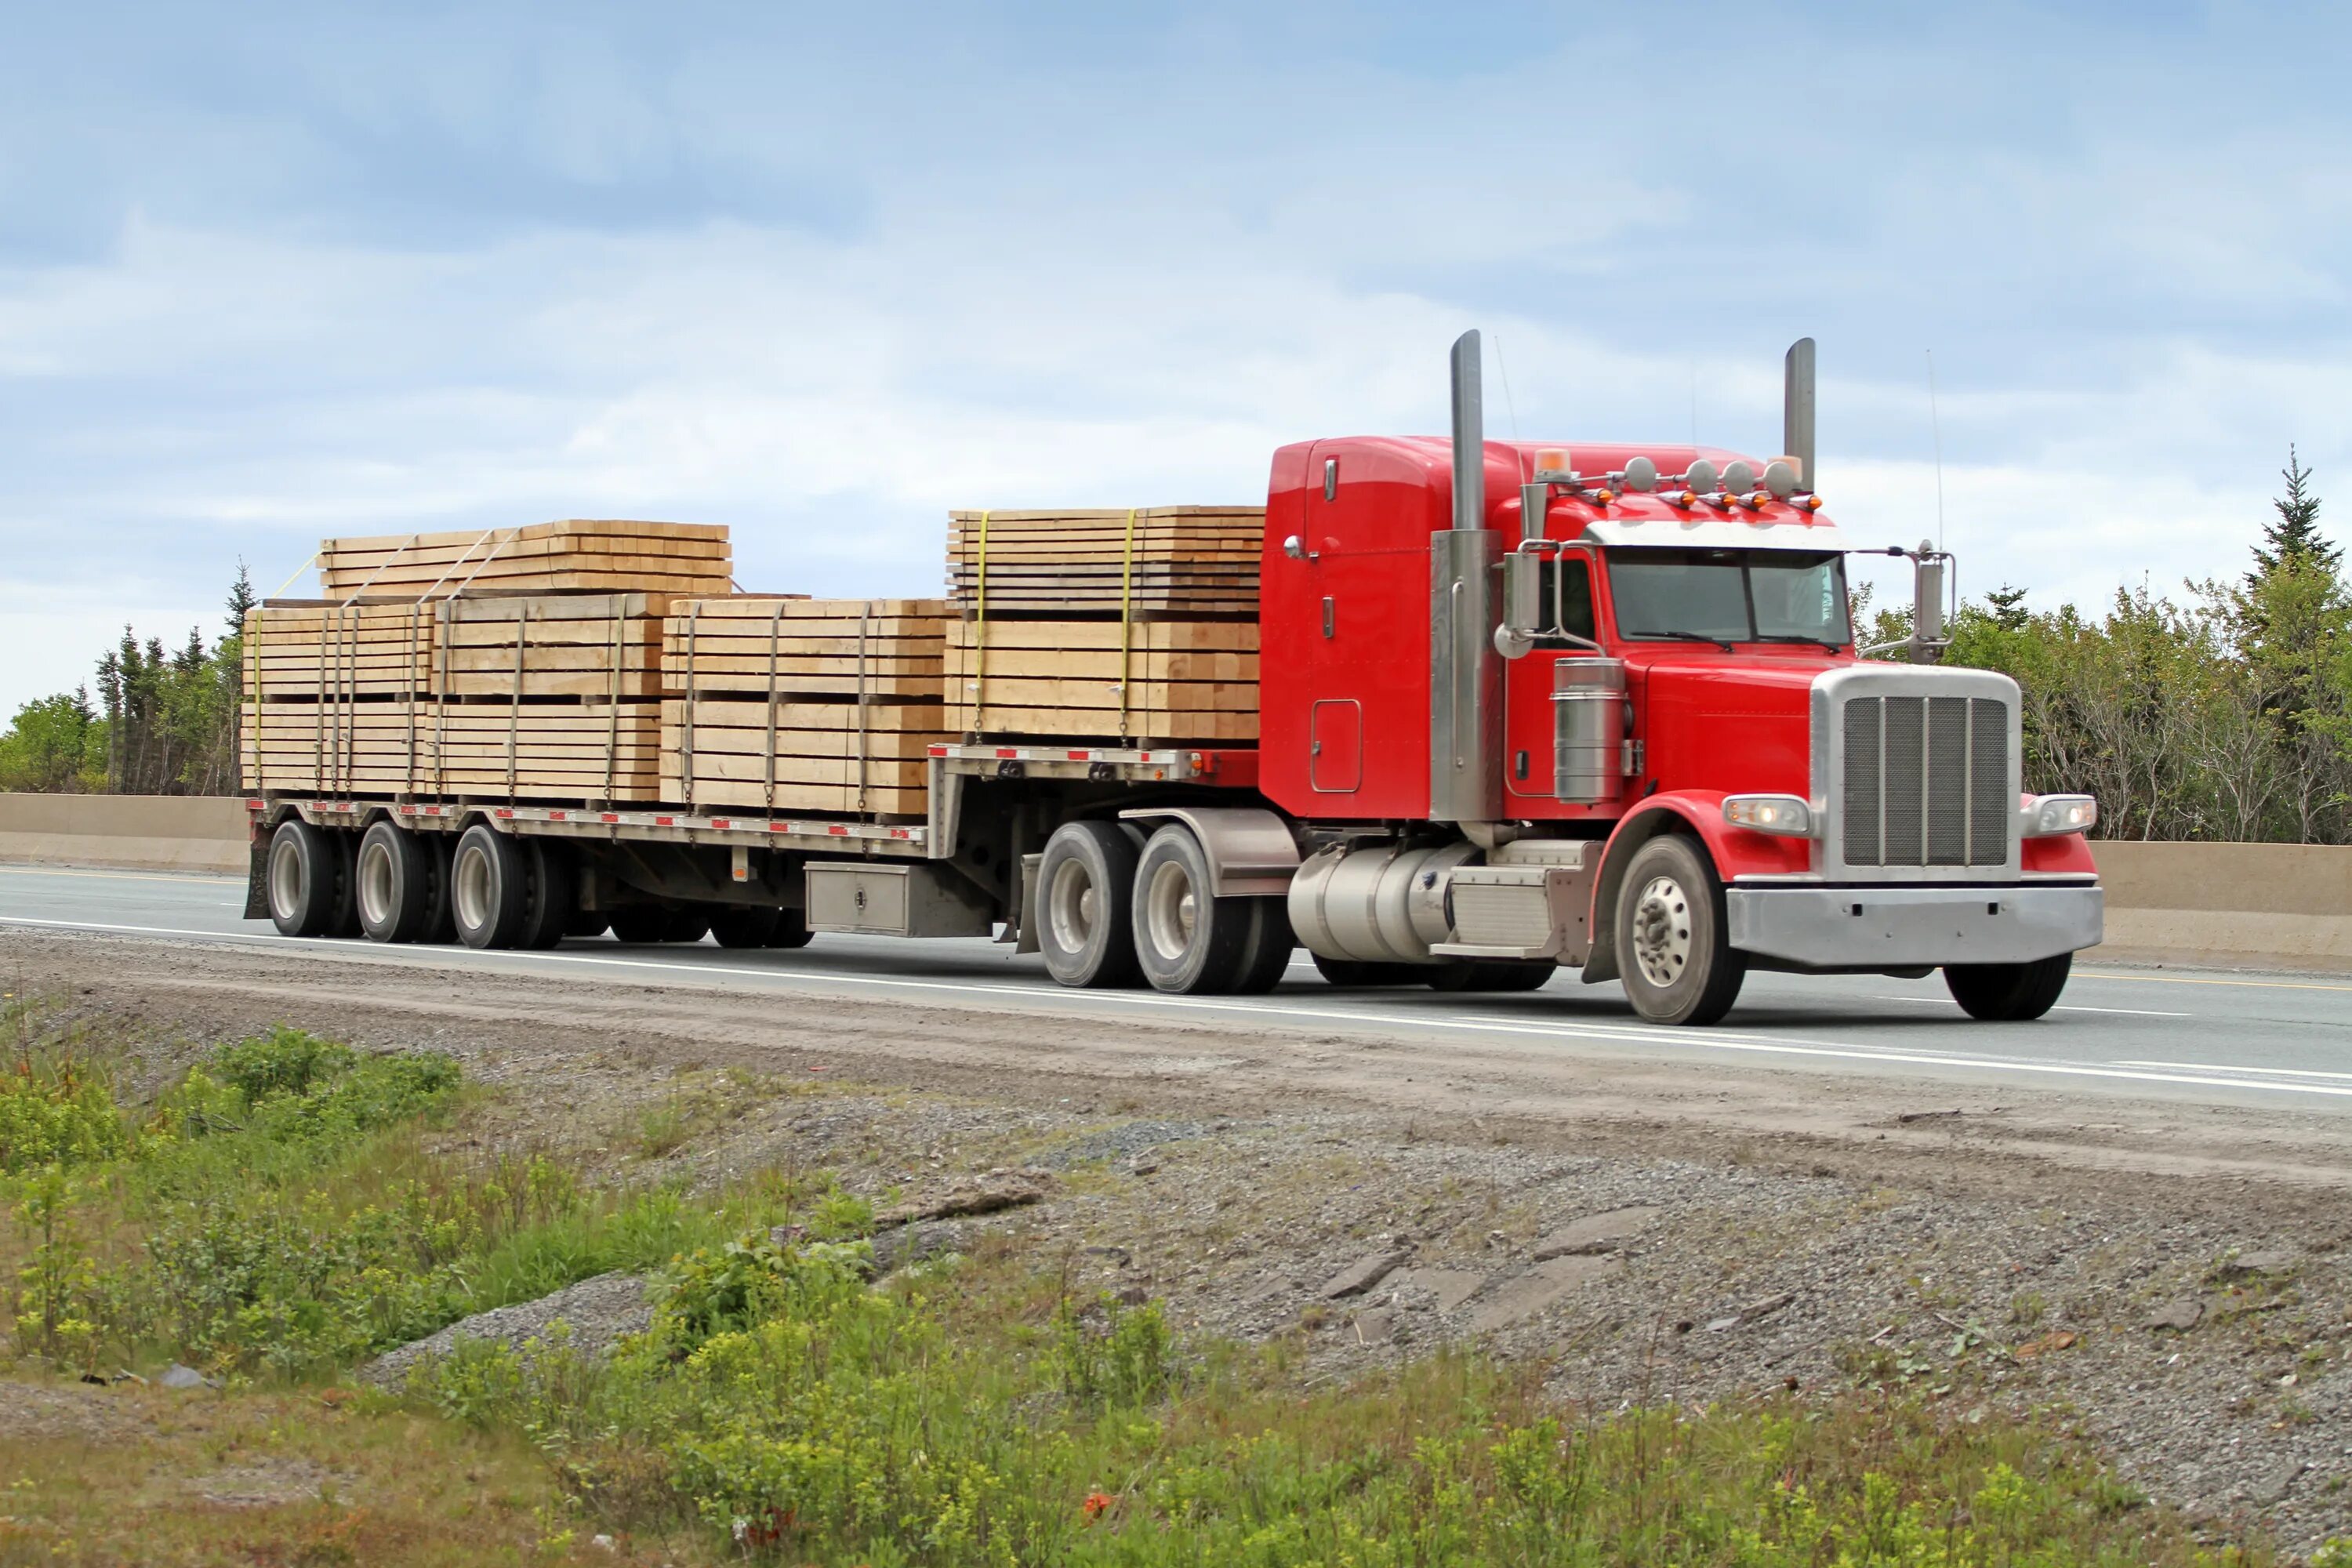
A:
804 862 992 938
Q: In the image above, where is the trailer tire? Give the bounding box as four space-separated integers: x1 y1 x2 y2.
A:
517 840 576 950
710 906 782 949
663 907 712 944
1229 898 1294 994
266 819 354 939
1133 824 1255 995
608 907 670 944
565 909 612 940
418 834 459 944
451 825 532 950
1036 821 1142 989
766 909 814 949
1427 959 1554 993
1310 953 1422 988
354 821 440 944
1944 954 2071 1021
1613 835 1746 1025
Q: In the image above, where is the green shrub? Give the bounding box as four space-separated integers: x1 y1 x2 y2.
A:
0 1051 132 1174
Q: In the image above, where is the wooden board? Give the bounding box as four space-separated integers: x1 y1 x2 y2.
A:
243 696 666 801
943 508 1263 616
662 598 950 701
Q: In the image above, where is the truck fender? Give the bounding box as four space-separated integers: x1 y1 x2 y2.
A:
1116 805 1301 898
1582 792 1789 984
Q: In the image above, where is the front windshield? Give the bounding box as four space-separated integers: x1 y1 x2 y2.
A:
1606 549 1852 647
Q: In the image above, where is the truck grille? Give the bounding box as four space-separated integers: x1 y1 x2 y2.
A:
1841 695 2009 868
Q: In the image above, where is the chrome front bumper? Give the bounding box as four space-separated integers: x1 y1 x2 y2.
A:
1725 883 2103 969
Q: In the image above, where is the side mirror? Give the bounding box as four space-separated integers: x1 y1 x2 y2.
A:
1496 550 1543 659
1910 542 1949 664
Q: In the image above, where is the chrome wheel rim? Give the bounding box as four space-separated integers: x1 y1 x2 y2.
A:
1047 858 1098 955
267 837 303 922
356 838 395 929
454 843 493 934
1145 859 1197 963
1631 873 1692 988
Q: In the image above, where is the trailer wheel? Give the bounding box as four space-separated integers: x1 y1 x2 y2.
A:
516 840 576 950
1036 822 1142 988
608 907 669 944
354 821 441 944
710 906 783 949
1944 955 2071 1021
1133 824 1255 995
1310 953 1422 988
451 825 532 950
565 909 612 940
266 819 354 939
418 834 459 944
1613 836 1746 1025
1229 898 1295 994
1427 959 1554 993
766 909 814 949
663 907 712 944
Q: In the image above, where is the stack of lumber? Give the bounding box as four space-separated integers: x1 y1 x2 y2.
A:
243 601 435 702
317 521 731 600
946 507 1259 616
942 506 1263 743
659 598 950 818
241 700 661 800
436 593 669 700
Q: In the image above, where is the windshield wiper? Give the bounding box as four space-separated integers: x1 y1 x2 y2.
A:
1638 630 1737 652
1754 633 1843 651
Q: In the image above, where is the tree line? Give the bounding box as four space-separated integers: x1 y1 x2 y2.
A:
0 569 255 797
2 457 2347 838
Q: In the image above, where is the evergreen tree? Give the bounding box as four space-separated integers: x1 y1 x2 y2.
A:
224 560 257 641
2249 446 2338 584
1983 583 2030 631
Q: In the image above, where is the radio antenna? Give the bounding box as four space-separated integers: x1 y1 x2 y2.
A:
1926 349 1946 554
1491 333 1520 441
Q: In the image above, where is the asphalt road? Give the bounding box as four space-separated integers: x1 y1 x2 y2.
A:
8 862 2352 1117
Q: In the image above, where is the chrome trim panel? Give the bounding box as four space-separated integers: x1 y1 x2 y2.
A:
1812 664 2023 885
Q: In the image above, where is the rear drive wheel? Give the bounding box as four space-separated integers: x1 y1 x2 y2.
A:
1133 824 1255 995
1036 821 1142 988
1229 898 1295 995
1613 836 1746 1025
354 820 438 943
1944 955 2072 1021
1311 953 1423 987
711 906 783 948
451 824 532 950
266 819 354 938
515 840 575 950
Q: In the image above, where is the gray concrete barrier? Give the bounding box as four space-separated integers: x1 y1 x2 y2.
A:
0 793 249 874
0 797 2347 972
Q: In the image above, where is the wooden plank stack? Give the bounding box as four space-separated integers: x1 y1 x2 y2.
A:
317 521 731 600
436 593 670 701
946 507 1259 616
244 601 436 702
943 506 1263 743
659 598 950 818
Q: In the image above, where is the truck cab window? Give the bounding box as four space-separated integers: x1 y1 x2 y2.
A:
1606 549 1850 647
1537 557 1596 646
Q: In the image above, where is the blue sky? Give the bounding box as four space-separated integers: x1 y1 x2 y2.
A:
5 1 2349 712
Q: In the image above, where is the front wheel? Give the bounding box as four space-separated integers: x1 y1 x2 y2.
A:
1614 836 1746 1026
1944 955 2071 1021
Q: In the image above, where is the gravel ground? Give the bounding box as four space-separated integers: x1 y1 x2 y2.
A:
12 926 2352 1555
358 1272 655 1387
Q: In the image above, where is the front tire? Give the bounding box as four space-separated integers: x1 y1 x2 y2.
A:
451 824 532 950
354 820 441 944
1614 836 1746 1025
1945 954 2071 1021
1036 822 1142 988
266 819 355 938
1133 824 1255 995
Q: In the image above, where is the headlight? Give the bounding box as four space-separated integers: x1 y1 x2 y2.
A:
2022 794 2097 837
1723 794 1814 837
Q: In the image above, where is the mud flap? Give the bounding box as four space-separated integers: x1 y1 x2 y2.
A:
1011 852 1043 954
241 821 270 920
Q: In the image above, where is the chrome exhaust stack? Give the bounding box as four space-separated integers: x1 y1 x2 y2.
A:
1783 336 1817 493
1429 330 1503 823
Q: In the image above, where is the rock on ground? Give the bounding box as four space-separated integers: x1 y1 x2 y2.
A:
359 1272 653 1387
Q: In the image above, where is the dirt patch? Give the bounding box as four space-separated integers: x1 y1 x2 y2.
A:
9 925 2352 1550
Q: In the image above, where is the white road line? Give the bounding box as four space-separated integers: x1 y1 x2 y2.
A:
1870 994 2188 1020
10 913 2352 1104
2113 1059 2352 1083
0 866 239 887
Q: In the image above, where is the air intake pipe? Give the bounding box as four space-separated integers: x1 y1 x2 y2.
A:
1429 331 1503 823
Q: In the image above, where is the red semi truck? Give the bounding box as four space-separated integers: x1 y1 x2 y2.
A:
246 333 2103 1025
